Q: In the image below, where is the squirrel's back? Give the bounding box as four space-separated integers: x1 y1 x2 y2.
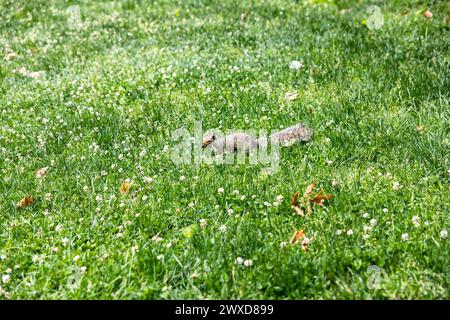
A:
269 123 311 146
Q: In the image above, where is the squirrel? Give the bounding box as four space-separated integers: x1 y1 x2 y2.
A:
202 123 311 153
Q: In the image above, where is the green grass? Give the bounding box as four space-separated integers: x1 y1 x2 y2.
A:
0 0 449 299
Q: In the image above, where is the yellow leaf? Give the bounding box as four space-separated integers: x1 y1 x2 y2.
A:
120 181 132 195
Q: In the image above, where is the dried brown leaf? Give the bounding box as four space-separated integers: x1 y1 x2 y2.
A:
17 196 34 208
303 182 316 198
290 229 305 245
292 191 299 207
311 190 333 206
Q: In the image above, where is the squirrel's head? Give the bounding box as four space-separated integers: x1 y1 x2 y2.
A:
202 134 217 149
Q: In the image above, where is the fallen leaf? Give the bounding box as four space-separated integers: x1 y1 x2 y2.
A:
290 229 305 244
292 192 304 216
182 224 197 238
36 167 48 179
423 10 432 18
4 51 16 61
292 191 299 207
303 182 316 198
285 91 298 102
293 206 304 216
119 181 132 195
310 190 333 206
416 125 426 133
17 196 34 208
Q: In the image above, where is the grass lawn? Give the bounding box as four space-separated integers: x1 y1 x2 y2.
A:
0 0 449 299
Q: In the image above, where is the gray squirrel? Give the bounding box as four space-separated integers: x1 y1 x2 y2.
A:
202 123 311 153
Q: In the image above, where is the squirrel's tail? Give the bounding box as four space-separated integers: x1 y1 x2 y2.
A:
269 123 311 146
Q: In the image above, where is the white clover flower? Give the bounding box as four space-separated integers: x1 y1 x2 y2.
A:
235 257 243 265
188 202 195 208
117 232 123 238
227 208 234 215
55 224 63 232
363 225 372 232
232 190 240 195
412 216 420 227
335 230 342 235
0 255 7 261
80 266 87 274
179 175 186 181
243 259 253 267
280 241 288 248
151 235 163 242
73 255 80 262
240 195 246 201
289 60 303 70
382 208 388 213
143 176 153 183
440 230 447 239
199 219 207 228
83 185 89 192
363 213 369 219
142 195 148 201
32 255 40 263
392 181 402 190
276 195 284 202
62 238 69 245
219 225 227 232
156 254 164 261
2 275 11 284
346 229 354 236
370 219 377 227
401 233 409 241
118 154 124 161
52 247 59 253
217 188 224 194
